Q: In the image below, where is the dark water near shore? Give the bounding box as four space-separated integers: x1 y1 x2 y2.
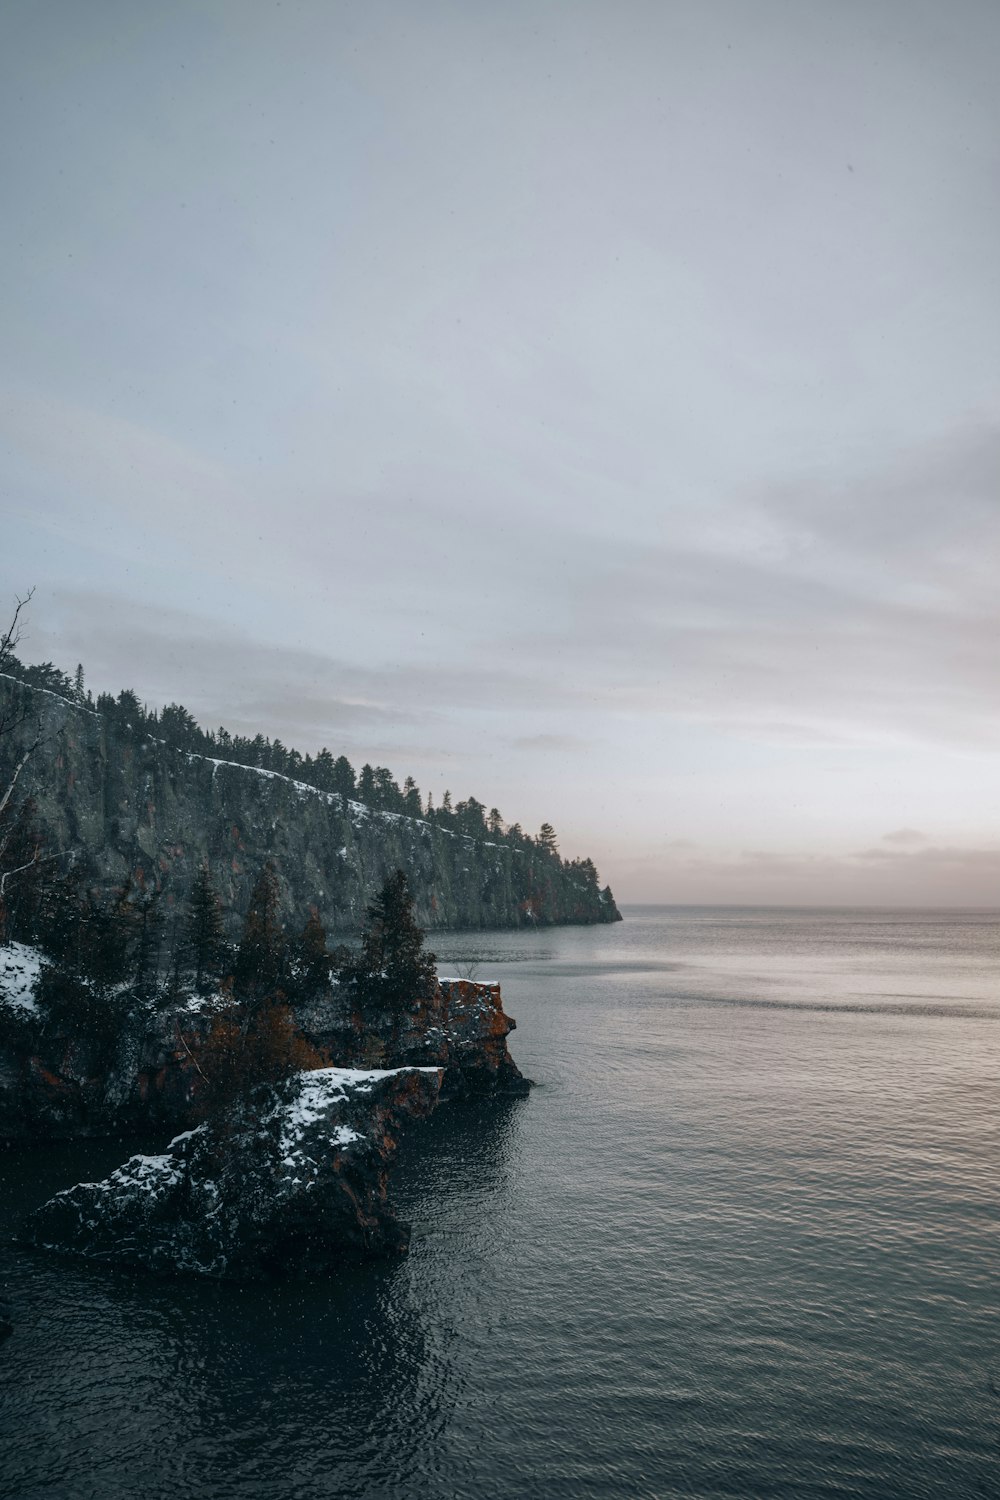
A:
2 906 998 1499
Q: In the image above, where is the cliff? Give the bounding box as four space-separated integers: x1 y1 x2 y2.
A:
0 948 527 1139
21 1066 444 1279
0 675 621 934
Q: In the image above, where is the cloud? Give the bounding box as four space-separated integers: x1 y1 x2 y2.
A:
611 840 1000 907
523 419 1000 751
511 733 590 752
2 3 999 903
882 828 928 845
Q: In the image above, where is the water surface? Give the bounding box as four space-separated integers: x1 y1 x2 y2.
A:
2 906 998 1498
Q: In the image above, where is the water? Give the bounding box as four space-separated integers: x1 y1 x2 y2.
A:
2 906 998 1499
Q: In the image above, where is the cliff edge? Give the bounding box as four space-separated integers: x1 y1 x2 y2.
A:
0 675 622 934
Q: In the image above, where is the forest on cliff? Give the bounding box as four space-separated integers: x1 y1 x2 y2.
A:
3 650 582 858
0 633 621 935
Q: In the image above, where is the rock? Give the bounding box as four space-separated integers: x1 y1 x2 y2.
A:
0 984 212 1140
298 976 531 1099
21 1066 443 1279
396 978 531 1097
1 967 528 1140
0 676 622 934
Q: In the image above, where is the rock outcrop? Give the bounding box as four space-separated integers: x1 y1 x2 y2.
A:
0 955 528 1138
299 976 530 1099
21 1066 443 1278
0 675 622 933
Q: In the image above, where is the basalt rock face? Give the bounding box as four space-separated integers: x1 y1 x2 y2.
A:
0 962 527 1139
0 676 622 934
0 998 209 1141
21 1066 443 1279
299 977 530 1099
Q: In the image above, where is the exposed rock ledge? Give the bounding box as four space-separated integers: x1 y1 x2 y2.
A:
21 1066 443 1280
0 968 528 1139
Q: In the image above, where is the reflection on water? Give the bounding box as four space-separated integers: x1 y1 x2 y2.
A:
2 907 999 1499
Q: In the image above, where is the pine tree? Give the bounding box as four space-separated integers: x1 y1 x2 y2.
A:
133 890 163 998
314 747 335 792
537 822 559 855
233 862 287 1005
186 861 226 993
291 907 331 1001
402 776 422 818
339 869 437 1015
190 864 323 1117
0 797 44 942
332 755 356 802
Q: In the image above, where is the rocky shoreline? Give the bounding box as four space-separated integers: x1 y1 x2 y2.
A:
0 970 529 1141
20 1066 446 1279
2 965 530 1288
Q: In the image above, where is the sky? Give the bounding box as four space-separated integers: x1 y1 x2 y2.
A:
1 0 998 906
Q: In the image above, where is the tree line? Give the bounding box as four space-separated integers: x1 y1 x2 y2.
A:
0 833 439 1115
1 650 574 860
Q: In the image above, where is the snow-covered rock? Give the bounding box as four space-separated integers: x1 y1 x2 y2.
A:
297 977 530 1099
0 943 42 1013
21 1065 443 1280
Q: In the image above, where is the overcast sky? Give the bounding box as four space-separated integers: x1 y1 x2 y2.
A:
2 0 998 905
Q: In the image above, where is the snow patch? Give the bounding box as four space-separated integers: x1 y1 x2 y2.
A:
101 1151 183 1196
276 1065 438 1159
438 975 500 986
0 941 43 1013
0 670 101 718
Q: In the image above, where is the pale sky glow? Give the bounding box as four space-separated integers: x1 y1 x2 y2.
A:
2 0 998 904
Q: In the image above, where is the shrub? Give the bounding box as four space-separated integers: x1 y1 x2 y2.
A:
189 997 324 1118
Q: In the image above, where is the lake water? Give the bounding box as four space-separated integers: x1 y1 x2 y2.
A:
1 906 998 1499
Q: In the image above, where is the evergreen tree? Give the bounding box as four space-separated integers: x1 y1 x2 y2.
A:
373 766 401 810
0 797 43 944
313 747 334 791
186 861 226 992
537 822 559 855
290 907 331 1001
192 868 323 1116
233 862 287 1005
402 776 422 817
331 755 356 802
339 869 437 1015
132 890 163 999
80 881 134 987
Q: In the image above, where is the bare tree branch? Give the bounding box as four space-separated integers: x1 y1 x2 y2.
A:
0 846 77 899
0 587 35 670
174 1021 210 1084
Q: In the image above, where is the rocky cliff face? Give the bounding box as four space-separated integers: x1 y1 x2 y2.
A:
21 1066 444 1279
0 953 527 1140
0 676 621 934
299 976 530 1100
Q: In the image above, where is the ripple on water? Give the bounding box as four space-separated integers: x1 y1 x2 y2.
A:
2 907 999 1499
